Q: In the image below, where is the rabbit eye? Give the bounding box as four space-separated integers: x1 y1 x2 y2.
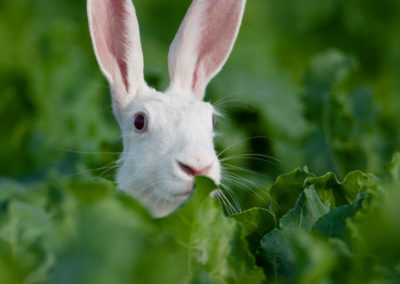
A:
212 113 217 129
133 112 148 133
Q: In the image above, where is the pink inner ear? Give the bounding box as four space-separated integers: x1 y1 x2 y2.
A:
92 0 130 92
192 0 242 95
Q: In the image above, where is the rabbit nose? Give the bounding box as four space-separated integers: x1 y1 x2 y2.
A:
177 160 212 177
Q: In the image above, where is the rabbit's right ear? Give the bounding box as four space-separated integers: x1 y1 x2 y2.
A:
87 0 147 109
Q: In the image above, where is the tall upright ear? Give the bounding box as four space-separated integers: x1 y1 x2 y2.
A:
168 0 246 100
87 0 147 108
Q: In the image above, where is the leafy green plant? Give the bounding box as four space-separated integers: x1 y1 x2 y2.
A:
1 154 399 284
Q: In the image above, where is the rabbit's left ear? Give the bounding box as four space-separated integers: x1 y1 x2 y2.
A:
168 0 246 100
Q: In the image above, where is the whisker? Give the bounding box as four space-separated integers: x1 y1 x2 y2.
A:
66 160 120 178
219 183 241 213
221 170 269 206
213 189 232 215
223 170 263 191
216 190 236 215
217 136 276 157
220 157 280 168
220 153 280 162
221 163 270 178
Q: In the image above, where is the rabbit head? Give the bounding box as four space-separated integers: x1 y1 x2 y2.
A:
87 0 246 217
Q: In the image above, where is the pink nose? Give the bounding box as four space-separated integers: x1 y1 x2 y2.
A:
177 161 212 177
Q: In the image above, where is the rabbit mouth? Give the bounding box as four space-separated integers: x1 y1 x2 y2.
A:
173 190 192 198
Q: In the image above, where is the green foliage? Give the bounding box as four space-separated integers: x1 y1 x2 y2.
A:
0 176 265 284
1 158 400 283
256 164 398 284
387 152 400 181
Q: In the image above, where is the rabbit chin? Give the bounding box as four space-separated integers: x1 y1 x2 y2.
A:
116 166 220 218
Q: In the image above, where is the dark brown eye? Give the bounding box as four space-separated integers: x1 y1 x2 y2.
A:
212 113 217 129
133 112 148 133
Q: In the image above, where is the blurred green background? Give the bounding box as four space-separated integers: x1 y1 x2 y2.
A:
1 0 399 208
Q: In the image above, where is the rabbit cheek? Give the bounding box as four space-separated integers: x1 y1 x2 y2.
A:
209 160 222 185
174 181 195 198
187 180 194 191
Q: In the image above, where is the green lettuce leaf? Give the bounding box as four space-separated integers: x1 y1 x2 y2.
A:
304 171 375 207
312 193 367 241
231 207 276 254
258 185 330 281
0 176 265 284
269 167 315 218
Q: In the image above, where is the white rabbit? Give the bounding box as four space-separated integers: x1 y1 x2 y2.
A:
87 0 246 217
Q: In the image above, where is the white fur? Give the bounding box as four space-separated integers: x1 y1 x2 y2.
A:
87 0 246 217
117 90 221 216
168 0 247 99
